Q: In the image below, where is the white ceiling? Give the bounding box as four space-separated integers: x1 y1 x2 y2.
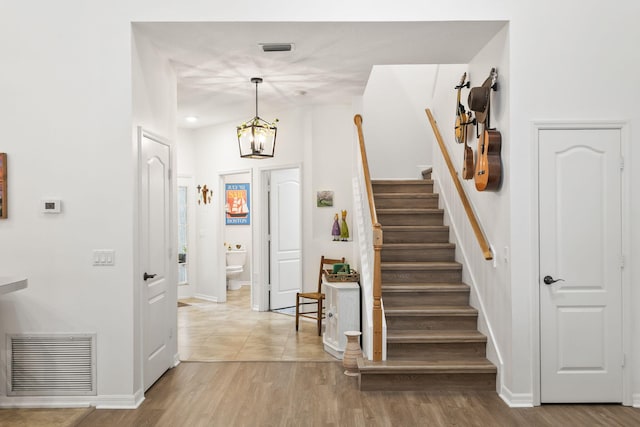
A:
134 21 506 129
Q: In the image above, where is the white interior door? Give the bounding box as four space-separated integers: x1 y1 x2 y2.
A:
140 129 173 391
269 167 301 310
539 127 623 402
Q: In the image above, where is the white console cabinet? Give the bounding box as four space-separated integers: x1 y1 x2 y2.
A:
322 277 360 359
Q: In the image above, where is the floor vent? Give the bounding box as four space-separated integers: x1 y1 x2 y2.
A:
7 334 96 396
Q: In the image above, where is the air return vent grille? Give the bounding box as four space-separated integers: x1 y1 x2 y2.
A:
259 43 294 52
7 334 96 396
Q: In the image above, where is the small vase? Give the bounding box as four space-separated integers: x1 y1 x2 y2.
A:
343 330 362 376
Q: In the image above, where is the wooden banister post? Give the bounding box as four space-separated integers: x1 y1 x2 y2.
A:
372 223 383 361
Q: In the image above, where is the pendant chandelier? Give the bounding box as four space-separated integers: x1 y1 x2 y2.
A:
236 77 278 159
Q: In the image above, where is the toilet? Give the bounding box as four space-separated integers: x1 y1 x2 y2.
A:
225 248 247 291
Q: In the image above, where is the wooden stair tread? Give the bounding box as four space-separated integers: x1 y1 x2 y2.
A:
373 179 434 185
377 208 444 214
358 358 496 374
385 306 478 316
382 282 469 292
375 193 438 198
382 225 448 230
383 243 455 249
381 261 462 270
387 330 486 343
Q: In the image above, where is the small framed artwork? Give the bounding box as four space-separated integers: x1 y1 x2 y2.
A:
0 153 6 219
225 183 250 225
317 190 334 207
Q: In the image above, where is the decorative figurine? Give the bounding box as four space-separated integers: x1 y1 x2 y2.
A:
332 213 341 241
340 210 350 241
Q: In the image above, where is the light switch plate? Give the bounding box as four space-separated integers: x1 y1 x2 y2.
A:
93 250 115 266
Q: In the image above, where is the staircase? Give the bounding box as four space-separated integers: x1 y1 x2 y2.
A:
358 172 496 391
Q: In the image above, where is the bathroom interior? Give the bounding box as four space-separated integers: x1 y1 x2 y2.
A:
223 172 252 296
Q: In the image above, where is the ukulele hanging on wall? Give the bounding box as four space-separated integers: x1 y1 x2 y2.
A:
468 68 502 191
454 73 476 180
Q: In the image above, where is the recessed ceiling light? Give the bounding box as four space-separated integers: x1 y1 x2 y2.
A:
185 116 198 123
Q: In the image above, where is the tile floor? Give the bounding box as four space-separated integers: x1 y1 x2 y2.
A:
178 286 337 362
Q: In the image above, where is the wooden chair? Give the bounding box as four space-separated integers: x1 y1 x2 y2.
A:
295 256 345 336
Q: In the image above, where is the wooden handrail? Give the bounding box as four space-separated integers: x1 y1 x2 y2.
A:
425 109 493 261
354 115 377 226
354 114 383 361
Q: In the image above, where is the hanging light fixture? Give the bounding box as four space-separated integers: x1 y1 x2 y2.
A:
236 77 278 159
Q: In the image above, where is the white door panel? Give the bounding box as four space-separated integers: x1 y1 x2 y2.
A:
539 128 622 403
140 129 172 391
269 168 301 310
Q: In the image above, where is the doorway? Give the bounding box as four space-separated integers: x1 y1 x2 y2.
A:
535 122 630 404
262 166 302 311
221 170 253 308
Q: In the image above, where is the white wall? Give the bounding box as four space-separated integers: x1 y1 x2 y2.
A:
429 25 513 400
0 0 638 408
0 9 128 404
363 65 437 179
309 105 355 272
131 30 179 402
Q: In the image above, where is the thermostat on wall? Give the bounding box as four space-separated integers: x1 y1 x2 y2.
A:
41 199 61 213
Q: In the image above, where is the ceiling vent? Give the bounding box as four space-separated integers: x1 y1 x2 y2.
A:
260 43 294 52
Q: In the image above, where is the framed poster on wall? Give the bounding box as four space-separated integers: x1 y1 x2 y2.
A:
225 183 250 225
0 153 6 219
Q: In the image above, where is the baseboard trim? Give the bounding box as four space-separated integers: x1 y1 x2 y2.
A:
632 393 640 408
0 392 142 409
96 392 143 409
194 293 218 302
133 388 145 409
173 352 181 368
499 386 534 407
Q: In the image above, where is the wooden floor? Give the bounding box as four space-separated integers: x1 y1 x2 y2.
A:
3 362 639 426
1 287 639 426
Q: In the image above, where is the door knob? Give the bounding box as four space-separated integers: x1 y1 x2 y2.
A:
543 275 564 285
143 272 157 281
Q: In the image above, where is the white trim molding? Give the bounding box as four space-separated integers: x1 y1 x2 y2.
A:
499 386 534 408
0 392 144 409
194 293 218 303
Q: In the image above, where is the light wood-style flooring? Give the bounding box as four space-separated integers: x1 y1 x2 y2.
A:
4 362 640 426
2 287 639 426
178 286 335 362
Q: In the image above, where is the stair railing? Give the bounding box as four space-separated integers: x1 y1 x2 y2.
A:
425 109 493 260
354 115 383 361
